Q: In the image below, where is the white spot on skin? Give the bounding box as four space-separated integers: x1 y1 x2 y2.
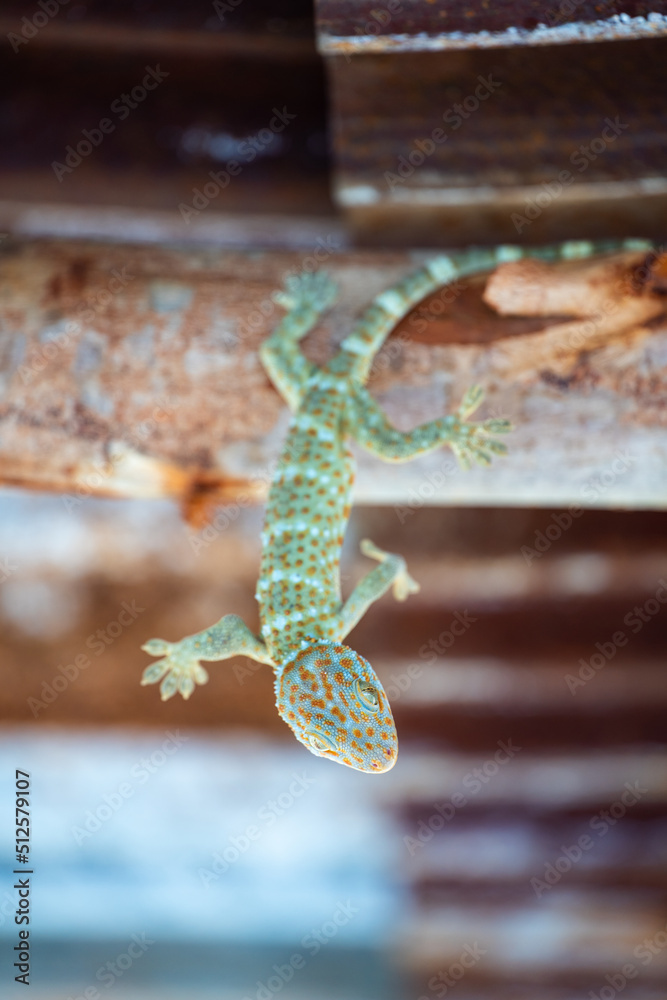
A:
341 334 368 355
375 289 405 316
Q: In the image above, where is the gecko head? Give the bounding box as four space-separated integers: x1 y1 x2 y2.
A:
276 642 398 773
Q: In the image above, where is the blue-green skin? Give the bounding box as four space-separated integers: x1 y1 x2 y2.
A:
141 239 653 773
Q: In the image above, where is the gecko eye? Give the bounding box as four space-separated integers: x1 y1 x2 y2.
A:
354 680 380 712
304 730 338 753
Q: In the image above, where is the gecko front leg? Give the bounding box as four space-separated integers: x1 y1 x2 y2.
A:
260 271 338 411
141 614 275 700
337 539 420 640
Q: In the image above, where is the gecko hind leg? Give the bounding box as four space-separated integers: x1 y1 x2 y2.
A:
260 271 338 411
141 614 274 701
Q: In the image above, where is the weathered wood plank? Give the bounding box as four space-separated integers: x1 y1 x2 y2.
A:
324 38 667 244
316 0 667 53
0 238 665 512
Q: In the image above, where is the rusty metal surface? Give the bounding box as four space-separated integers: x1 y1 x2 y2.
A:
316 0 667 52
2 0 315 52
0 238 666 512
326 38 667 243
0 17 332 232
1 493 666 993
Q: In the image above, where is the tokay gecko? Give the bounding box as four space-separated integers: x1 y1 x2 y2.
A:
141 241 649 772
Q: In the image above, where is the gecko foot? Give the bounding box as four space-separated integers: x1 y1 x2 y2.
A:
274 271 338 314
141 636 209 701
360 538 420 601
446 385 512 470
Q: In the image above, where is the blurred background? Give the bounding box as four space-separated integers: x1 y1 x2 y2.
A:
2 494 667 999
1 2 667 999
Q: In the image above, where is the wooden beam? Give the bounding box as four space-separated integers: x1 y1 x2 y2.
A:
322 37 667 244
316 0 667 53
1 237 666 514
